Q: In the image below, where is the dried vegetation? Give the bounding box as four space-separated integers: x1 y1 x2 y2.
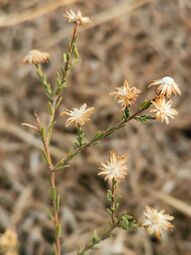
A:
0 0 191 254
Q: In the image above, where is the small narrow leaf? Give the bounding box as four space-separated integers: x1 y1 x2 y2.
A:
48 101 53 116
47 209 54 221
50 187 57 201
56 194 61 211
136 115 153 123
94 131 105 141
123 107 130 120
63 53 67 63
40 127 46 141
106 189 112 202
40 148 49 163
91 230 99 243
73 44 79 63
139 100 151 110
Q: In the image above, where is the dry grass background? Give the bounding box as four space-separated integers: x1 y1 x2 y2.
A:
0 0 191 254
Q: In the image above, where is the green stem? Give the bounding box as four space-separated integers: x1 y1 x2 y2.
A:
55 102 152 170
56 23 79 95
77 221 119 255
34 23 80 255
111 179 117 226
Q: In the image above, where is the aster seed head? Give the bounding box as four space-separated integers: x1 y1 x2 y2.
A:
110 80 141 110
60 103 94 127
148 76 181 98
63 9 91 26
142 206 174 239
98 151 128 185
150 96 178 124
23 49 50 65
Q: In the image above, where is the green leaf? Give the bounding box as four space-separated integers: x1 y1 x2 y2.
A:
47 121 56 143
56 96 63 108
48 101 53 116
40 127 46 141
50 187 57 201
56 194 61 211
91 230 99 243
106 189 112 202
123 107 130 120
107 208 112 215
63 53 68 63
139 100 151 110
73 44 79 63
119 214 138 230
136 115 153 123
119 215 130 230
94 131 105 141
40 148 49 163
47 209 54 221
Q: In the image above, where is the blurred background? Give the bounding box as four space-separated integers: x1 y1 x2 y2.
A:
0 0 191 254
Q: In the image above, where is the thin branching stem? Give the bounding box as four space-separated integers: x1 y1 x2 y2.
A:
33 23 81 255
111 179 117 226
78 221 119 255
55 102 152 170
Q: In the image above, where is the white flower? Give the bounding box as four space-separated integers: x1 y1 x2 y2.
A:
149 76 181 98
23 49 50 65
63 9 91 25
98 151 128 185
60 103 94 127
110 80 141 110
142 206 174 238
150 96 178 124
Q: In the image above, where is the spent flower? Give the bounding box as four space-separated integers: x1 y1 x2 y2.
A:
23 49 50 65
60 103 94 127
0 230 18 254
110 80 141 110
150 96 178 124
63 9 91 25
142 206 174 238
98 151 128 185
149 76 181 98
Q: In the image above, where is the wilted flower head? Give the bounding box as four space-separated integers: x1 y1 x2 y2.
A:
63 9 91 25
60 103 94 127
98 151 128 185
23 49 50 65
0 230 18 254
142 206 174 239
110 80 141 110
149 76 181 98
150 96 178 124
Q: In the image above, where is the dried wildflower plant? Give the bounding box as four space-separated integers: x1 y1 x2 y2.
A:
21 8 181 255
